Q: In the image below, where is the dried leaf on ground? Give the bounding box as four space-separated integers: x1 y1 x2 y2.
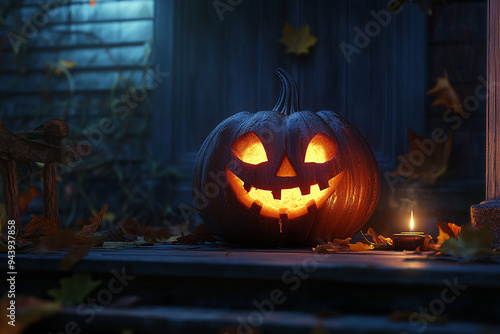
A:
427 70 465 115
0 295 61 334
439 224 494 261
47 273 102 305
437 222 461 239
19 185 41 215
75 204 108 239
313 237 352 253
349 242 374 252
388 128 454 185
60 243 92 270
23 215 60 238
278 22 318 55
172 224 217 245
363 227 394 249
437 225 451 245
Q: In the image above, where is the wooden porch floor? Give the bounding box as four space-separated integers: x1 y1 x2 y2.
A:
3 244 500 333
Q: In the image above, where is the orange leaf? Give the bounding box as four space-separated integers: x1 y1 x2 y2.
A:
89 0 97 6
19 185 41 215
447 222 462 238
427 70 465 115
23 215 60 238
349 242 373 252
389 128 453 185
365 227 379 243
0 295 61 334
76 204 108 239
437 226 450 245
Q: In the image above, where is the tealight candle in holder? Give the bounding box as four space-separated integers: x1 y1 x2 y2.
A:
393 210 425 250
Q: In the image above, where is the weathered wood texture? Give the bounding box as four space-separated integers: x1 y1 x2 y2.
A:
0 0 154 222
1 245 499 333
153 0 427 203
428 2 487 179
486 0 500 200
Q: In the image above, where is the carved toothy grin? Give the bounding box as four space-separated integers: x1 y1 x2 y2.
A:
226 169 345 219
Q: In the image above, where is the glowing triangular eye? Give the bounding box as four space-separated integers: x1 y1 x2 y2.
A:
232 132 268 165
304 134 337 163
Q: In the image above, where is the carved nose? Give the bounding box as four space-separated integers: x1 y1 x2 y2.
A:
276 155 297 177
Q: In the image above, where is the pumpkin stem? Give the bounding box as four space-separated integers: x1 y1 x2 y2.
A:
272 68 299 115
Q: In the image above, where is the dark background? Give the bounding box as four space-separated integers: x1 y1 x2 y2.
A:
0 0 487 238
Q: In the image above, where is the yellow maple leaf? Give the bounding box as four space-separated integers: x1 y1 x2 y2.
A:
349 242 373 252
278 22 318 55
427 70 465 116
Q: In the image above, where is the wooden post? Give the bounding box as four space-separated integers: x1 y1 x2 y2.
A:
471 0 500 247
43 119 69 225
1 159 20 230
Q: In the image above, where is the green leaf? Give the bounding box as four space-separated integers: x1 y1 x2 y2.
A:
439 224 494 261
47 273 102 305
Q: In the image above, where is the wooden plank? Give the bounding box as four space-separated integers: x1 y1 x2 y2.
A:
0 69 149 93
430 2 487 43
3 245 500 286
429 43 486 85
19 0 153 24
486 0 500 200
33 306 492 334
20 20 153 48
298 0 348 116
2 45 150 72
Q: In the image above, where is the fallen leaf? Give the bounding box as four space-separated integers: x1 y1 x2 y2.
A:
76 204 108 240
60 243 92 270
312 237 352 253
439 224 494 261
349 242 373 252
278 22 318 55
47 273 102 305
421 234 433 251
437 226 451 245
389 128 454 185
19 184 41 215
53 59 77 75
427 70 465 116
34 230 75 253
23 215 60 238
0 295 61 334
366 227 379 244
363 227 394 249
173 224 217 245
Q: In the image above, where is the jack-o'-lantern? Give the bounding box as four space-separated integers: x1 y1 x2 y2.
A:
193 68 380 246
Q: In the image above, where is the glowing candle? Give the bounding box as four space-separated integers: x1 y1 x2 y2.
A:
393 210 425 250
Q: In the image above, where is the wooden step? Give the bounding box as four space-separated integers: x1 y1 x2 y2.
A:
28 305 499 334
3 244 500 333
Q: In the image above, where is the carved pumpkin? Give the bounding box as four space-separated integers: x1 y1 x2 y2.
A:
193 68 380 246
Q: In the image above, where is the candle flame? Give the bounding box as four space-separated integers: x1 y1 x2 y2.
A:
410 210 414 232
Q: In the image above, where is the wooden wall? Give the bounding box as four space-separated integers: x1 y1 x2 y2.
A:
153 0 428 201
0 0 156 222
427 1 487 179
